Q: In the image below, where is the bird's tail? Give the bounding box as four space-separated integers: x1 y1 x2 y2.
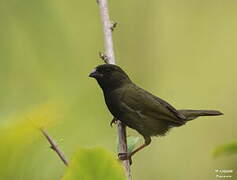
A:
178 109 223 121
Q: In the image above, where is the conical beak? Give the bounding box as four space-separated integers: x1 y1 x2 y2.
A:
89 69 102 78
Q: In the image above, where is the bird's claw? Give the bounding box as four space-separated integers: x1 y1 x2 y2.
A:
110 118 118 127
118 153 132 165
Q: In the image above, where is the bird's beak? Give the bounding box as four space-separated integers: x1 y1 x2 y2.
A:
89 68 102 78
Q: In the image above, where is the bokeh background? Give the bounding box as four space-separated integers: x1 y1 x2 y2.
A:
0 0 236 179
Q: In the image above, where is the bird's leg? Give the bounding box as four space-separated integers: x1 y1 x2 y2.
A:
110 117 118 127
118 136 151 163
130 137 151 157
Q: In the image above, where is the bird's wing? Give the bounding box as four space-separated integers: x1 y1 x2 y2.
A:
121 84 186 124
151 94 186 120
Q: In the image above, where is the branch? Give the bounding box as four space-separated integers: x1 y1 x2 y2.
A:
40 128 69 167
97 0 132 179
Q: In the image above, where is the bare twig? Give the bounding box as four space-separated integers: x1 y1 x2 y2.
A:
97 0 132 179
117 124 132 179
40 128 69 166
97 0 115 64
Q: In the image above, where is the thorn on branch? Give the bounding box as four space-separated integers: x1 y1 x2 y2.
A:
99 52 109 63
110 21 118 31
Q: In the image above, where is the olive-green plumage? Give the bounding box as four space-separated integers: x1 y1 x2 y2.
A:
89 64 223 156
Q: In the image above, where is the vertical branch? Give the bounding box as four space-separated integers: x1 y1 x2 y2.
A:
117 123 132 179
97 0 132 179
98 0 115 64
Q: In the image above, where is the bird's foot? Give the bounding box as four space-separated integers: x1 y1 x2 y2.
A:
118 153 132 165
110 118 118 127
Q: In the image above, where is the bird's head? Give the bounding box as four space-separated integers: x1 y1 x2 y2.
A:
89 64 131 91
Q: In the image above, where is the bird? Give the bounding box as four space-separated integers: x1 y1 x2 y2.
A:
89 64 223 162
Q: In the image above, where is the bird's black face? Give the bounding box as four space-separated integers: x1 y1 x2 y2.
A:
89 64 131 91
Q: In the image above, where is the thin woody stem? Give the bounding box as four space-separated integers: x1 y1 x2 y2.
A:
97 0 132 179
98 0 115 64
40 128 69 166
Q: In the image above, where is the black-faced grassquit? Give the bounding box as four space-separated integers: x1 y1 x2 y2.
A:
89 64 223 161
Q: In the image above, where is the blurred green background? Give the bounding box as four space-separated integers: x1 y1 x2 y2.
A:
0 0 236 179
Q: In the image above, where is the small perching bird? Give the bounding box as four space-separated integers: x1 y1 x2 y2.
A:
89 64 223 161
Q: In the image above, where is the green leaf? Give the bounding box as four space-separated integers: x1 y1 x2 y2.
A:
0 102 63 178
62 148 125 180
127 136 141 153
116 136 141 154
213 142 237 158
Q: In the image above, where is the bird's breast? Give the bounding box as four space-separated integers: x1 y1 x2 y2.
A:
104 88 125 118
